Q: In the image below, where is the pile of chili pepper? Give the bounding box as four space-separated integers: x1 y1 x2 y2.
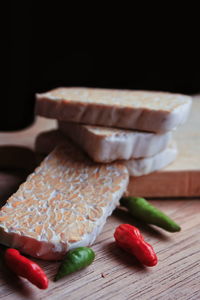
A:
1 197 181 288
113 196 181 267
2 246 95 288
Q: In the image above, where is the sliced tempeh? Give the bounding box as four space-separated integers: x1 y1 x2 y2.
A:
0 143 129 260
35 130 177 176
36 87 192 133
58 122 172 162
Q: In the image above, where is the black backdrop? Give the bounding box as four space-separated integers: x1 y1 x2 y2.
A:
6 2 200 131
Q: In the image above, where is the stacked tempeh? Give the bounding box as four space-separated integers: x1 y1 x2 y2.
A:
0 88 192 260
36 87 192 176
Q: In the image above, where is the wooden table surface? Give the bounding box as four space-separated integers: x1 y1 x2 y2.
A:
0 97 200 300
0 199 200 300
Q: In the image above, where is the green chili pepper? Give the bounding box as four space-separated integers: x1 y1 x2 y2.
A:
55 247 95 281
120 197 181 232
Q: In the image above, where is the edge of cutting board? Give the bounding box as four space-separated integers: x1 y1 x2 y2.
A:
128 170 200 197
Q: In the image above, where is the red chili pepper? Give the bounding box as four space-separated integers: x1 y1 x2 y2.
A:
114 224 158 267
4 248 49 289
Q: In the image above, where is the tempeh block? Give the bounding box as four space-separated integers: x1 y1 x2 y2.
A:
0 143 129 260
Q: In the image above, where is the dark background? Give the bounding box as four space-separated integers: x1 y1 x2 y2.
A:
5 2 200 131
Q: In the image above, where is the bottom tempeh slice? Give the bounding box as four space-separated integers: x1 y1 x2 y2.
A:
0 143 129 260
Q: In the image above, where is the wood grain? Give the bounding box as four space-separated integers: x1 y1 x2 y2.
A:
0 199 199 300
128 170 200 197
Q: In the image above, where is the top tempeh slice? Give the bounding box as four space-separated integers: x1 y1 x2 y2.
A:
0 142 129 260
36 87 192 133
